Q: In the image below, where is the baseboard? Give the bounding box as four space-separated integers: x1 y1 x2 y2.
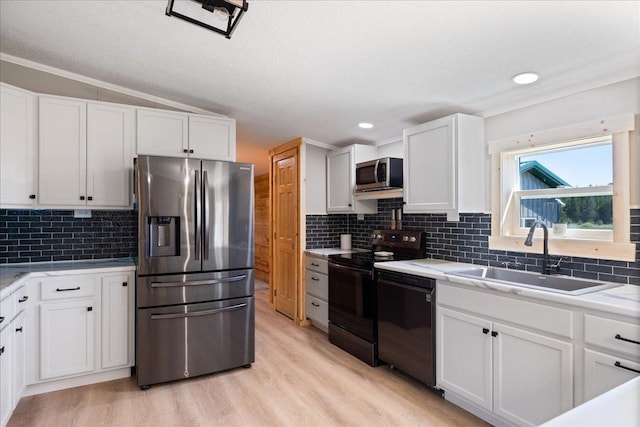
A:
23 367 132 397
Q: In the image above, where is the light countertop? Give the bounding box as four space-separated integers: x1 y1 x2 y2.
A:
1 258 136 298
374 258 640 318
305 248 368 258
542 376 640 426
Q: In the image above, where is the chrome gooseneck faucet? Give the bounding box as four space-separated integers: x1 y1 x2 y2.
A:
524 220 555 275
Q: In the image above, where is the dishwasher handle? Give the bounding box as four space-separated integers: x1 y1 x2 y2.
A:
377 277 434 302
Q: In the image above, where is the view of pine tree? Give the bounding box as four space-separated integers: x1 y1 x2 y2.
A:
559 195 613 227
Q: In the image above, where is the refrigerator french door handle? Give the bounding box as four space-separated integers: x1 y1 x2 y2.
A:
150 303 247 320
195 170 201 261
149 274 248 288
203 170 210 260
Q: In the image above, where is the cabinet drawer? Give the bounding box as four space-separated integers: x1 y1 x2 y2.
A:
585 314 640 360
306 294 328 331
305 271 328 300
0 293 15 330
305 257 328 274
41 276 96 300
584 348 640 401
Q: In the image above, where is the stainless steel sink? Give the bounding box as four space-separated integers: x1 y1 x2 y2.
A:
448 267 622 295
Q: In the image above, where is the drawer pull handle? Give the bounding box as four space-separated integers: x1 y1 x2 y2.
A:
311 262 320 267
16 327 23 333
615 334 640 345
18 296 29 303
614 361 640 374
311 302 320 307
311 277 320 281
0 346 4 355
0 316 4 324
56 287 81 292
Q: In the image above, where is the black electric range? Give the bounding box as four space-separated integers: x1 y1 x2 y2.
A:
327 230 425 366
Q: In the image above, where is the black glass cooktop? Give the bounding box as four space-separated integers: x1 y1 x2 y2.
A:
329 251 423 269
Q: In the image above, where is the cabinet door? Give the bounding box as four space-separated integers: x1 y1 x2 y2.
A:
403 116 456 212
584 348 640 402
136 109 188 157
0 84 37 207
101 274 130 369
40 299 95 380
493 323 573 426
188 115 236 161
0 325 13 427
437 307 492 410
86 103 133 207
326 148 354 212
12 311 26 400
39 97 87 206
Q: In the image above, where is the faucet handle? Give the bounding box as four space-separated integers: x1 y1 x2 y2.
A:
548 257 565 273
501 256 522 269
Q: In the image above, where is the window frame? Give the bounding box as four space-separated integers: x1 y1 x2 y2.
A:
488 113 636 262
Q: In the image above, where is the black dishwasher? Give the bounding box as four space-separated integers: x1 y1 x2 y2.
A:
376 269 437 389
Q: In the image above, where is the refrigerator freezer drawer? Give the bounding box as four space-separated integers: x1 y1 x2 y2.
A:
136 296 255 387
136 269 254 308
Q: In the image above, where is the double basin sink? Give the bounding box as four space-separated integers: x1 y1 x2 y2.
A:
448 267 622 295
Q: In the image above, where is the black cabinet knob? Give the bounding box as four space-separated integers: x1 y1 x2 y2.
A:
491 331 498 337
16 327 23 333
80 196 85 200
87 307 93 312
482 328 489 334
122 282 128 287
189 149 194 154
88 196 93 201
29 194 36 199
183 149 188 153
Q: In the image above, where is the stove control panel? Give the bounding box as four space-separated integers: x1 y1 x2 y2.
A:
370 229 423 250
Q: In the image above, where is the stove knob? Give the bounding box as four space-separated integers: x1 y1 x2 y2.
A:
409 236 417 243
370 233 377 240
402 236 409 242
376 234 383 240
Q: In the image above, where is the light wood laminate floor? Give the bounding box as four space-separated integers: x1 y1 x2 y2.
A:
9 289 487 427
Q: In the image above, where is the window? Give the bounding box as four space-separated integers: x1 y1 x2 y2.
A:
488 114 635 262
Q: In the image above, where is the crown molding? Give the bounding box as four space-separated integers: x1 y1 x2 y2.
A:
0 52 223 116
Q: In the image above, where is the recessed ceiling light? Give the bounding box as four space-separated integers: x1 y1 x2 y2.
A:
358 122 373 129
512 72 539 85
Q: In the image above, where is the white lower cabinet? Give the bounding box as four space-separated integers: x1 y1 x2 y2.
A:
437 281 573 426
304 255 329 332
582 313 640 402
101 274 132 369
0 325 13 427
40 298 96 380
12 312 26 402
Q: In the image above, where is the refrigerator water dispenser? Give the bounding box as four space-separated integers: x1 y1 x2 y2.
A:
148 216 180 257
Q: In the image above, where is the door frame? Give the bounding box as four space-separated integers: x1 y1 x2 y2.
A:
269 138 303 322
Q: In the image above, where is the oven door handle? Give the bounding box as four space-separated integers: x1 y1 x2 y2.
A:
150 275 247 288
329 262 372 276
150 303 247 320
374 159 380 183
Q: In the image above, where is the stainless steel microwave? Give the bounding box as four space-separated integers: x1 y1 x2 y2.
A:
355 157 403 192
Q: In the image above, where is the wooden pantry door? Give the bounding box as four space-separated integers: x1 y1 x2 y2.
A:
271 146 299 320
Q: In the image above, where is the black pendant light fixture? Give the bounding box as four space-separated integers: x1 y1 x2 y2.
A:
166 0 249 39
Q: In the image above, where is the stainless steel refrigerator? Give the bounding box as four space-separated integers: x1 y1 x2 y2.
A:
135 155 254 389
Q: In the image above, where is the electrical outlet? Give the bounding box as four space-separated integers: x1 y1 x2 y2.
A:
357 213 364 221
74 209 92 218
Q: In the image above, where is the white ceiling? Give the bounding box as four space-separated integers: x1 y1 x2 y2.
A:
1 0 639 171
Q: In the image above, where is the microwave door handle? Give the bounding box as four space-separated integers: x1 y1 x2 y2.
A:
374 159 380 183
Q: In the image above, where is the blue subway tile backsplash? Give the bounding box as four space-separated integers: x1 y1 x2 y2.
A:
0 209 137 263
306 201 640 285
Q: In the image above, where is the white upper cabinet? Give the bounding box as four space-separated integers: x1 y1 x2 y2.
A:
0 83 37 208
87 103 134 207
326 144 377 214
38 97 87 207
403 113 484 219
38 96 133 208
137 108 236 161
188 115 236 161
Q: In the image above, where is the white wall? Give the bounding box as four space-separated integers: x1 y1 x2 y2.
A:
376 139 403 158
304 142 330 214
484 77 640 209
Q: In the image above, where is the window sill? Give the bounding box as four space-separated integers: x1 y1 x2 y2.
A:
489 236 636 262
